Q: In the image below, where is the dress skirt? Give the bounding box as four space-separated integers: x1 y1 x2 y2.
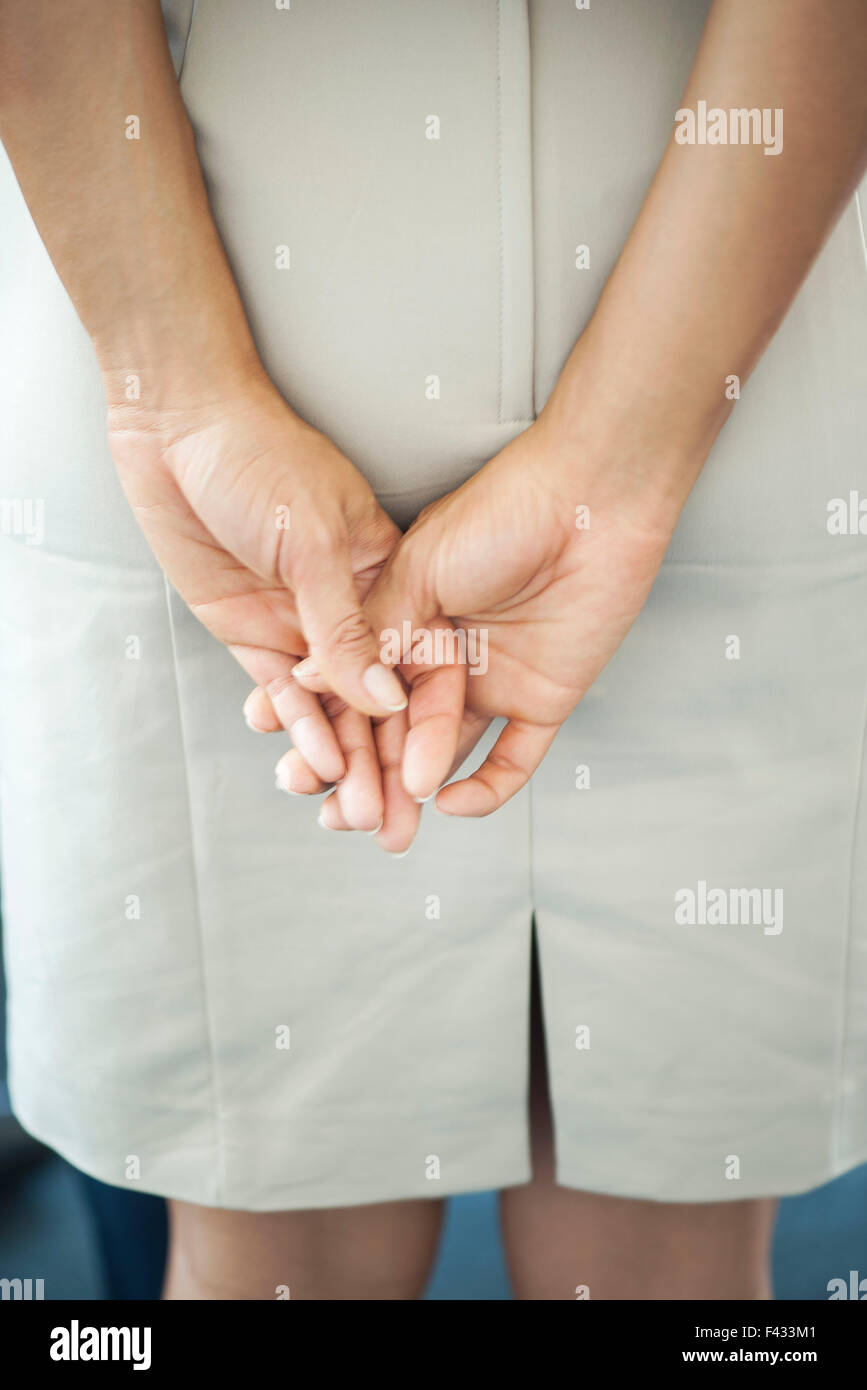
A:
1 0 866 1209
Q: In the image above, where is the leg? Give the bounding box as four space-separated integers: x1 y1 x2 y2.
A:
499 958 778 1301
163 1196 444 1300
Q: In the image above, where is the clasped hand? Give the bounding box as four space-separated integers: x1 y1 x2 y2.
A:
107 365 685 856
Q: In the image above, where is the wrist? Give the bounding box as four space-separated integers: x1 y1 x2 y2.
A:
102 341 267 425
103 353 302 463
539 316 733 511
98 288 265 420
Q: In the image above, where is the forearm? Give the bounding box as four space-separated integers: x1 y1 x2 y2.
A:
0 0 261 412
547 0 867 489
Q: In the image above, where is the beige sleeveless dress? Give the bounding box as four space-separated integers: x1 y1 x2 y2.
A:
0 0 865 1209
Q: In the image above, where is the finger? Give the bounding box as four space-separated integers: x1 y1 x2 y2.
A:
435 718 559 817
403 708 489 805
362 556 465 802
243 686 282 734
294 709 414 847
318 791 352 831
296 679 492 801
272 686 385 817
400 631 466 801
444 709 493 783
229 646 346 785
272 680 346 786
330 706 385 833
275 747 332 797
296 624 467 804
292 549 408 719
291 658 331 694
372 711 421 855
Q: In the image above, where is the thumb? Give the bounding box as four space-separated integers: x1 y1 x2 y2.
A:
359 530 438 674
362 538 467 803
292 541 408 718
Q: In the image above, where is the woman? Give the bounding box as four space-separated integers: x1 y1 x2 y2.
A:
0 0 865 1300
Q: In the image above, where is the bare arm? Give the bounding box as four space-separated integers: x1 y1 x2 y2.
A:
0 0 420 763
0 0 258 410
546 0 867 492
350 0 867 820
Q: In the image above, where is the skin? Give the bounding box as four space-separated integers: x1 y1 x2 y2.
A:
107 384 463 841
162 1194 444 1302
1 0 865 1300
298 407 680 821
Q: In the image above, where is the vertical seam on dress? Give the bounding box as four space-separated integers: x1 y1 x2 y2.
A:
831 193 867 1172
527 764 537 916
495 0 505 424
855 190 867 277
831 653 867 1171
177 0 198 81
162 575 226 1203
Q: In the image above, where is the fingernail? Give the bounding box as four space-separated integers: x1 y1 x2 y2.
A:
243 693 268 732
362 662 407 712
293 658 318 682
317 807 333 830
365 819 384 836
391 846 413 858
275 763 303 796
413 792 435 804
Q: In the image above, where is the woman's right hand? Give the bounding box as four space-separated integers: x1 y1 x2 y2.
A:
105 373 460 834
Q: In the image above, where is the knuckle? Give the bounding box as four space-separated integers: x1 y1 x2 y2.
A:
326 609 373 659
320 691 349 719
277 511 343 587
488 751 527 784
264 675 295 702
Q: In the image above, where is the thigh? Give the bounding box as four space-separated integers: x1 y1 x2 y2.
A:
502 1183 778 1302
164 1196 445 1301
